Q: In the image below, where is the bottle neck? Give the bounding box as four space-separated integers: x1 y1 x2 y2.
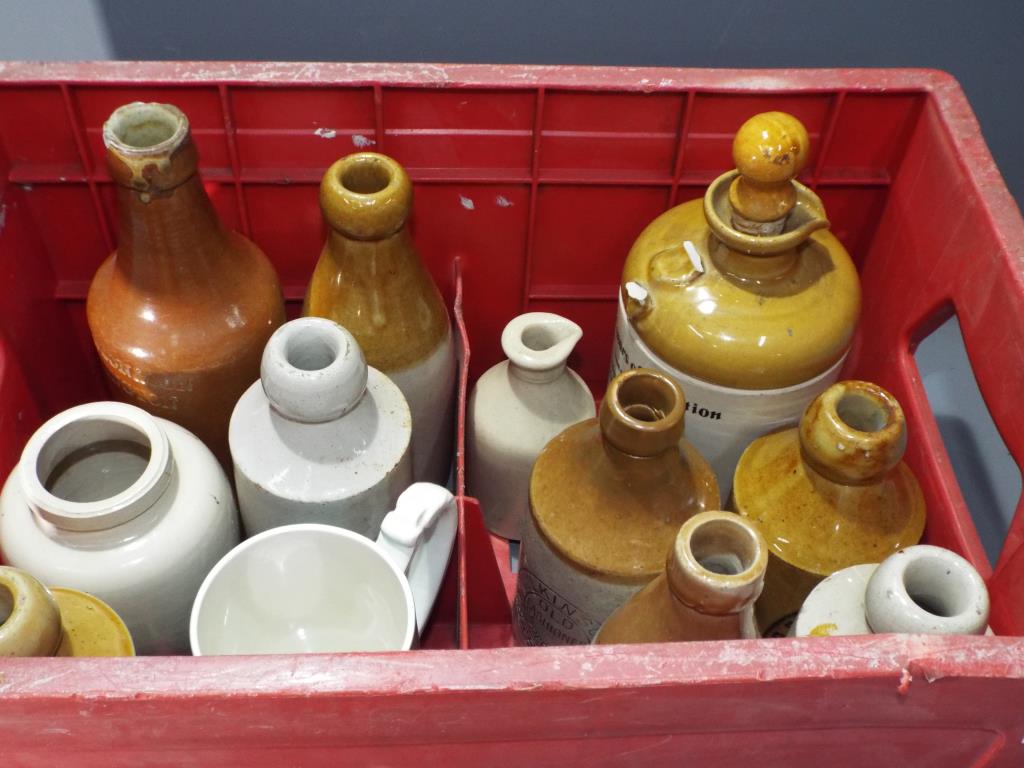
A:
19 403 173 533
325 225 419 274
113 174 228 291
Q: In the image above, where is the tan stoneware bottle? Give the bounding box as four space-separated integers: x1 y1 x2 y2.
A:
87 102 286 466
304 152 456 484
513 368 720 646
610 112 861 498
732 379 926 637
0 567 134 657
595 511 767 645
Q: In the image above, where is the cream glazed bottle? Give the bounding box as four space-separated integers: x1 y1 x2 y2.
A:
793 546 990 638
609 112 861 496
0 402 240 654
229 317 413 538
466 313 596 540
304 152 456 485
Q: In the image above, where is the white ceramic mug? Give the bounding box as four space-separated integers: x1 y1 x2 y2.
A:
189 483 457 655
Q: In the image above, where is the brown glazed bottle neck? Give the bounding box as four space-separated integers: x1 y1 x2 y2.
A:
599 368 685 458
799 380 908 485
104 102 228 291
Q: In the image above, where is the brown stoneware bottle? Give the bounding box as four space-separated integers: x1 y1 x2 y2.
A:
87 102 285 466
732 379 926 637
595 511 767 645
513 368 720 646
304 152 456 484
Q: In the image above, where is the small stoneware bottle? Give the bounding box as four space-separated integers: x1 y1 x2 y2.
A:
594 511 767 645
732 380 926 637
513 368 720 646
87 102 286 467
610 112 861 498
230 317 413 538
304 152 456 485
467 312 596 540
0 567 134 657
794 545 990 637
0 401 240 654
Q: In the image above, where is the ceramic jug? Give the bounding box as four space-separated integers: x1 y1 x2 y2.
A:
304 152 456 485
594 511 766 645
0 401 241 654
467 312 596 540
230 317 413 538
794 546 990 637
191 483 458 655
87 102 286 467
610 112 861 497
0 567 134 657
732 379 926 637
513 368 720 646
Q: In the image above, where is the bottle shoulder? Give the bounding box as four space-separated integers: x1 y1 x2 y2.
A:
732 428 926 575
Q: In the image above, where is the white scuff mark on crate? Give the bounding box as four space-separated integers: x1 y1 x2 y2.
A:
897 667 913 695
459 195 475 211
313 127 337 139
351 134 375 148
495 195 513 208
659 78 674 88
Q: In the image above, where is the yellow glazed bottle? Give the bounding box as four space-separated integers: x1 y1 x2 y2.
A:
304 152 456 484
594 511 767 645
732 380 926 637
513 368 720 646
610 112 861 497
0 567 134 657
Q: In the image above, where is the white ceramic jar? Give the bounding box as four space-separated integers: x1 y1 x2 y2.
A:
794 545 990 637
467 312 595 540
0 401 240 654
230 318 413 538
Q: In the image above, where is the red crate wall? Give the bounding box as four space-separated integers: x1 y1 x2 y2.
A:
0 64 1022 766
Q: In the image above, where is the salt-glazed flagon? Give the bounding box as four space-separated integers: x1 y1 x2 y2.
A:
794 545 990 637
230 317 413 538
87 102 285 467
467 312 595 540
304 152 456 484
732 380 926 637
610 112 861 497
514 368 720 646
0 401 240 654
595 511 767 645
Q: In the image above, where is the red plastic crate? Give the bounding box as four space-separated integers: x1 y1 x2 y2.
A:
0 62 1022 766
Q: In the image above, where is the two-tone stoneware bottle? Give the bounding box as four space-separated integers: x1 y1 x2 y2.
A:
794 545 990 637
732 380 926 637
230 317 413 538
467 312 596 540
304 152 456 484
594 511 767 645
0 566 134 657
610 112 861 497
513 368 720 646
87 102 286 466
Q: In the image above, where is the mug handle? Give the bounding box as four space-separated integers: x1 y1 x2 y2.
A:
376 483 458 633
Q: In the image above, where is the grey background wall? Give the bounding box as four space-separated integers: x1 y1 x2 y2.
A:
1 0 1021 560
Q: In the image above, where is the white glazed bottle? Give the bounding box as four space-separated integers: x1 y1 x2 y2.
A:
467 313 596 540
0 401 240 654
793 545 990 637
230 317 413 538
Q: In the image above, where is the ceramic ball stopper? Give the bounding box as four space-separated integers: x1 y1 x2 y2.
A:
728 112 810 229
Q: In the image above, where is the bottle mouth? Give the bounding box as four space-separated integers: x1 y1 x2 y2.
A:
103 102 189 156
337 154 397 196
260 318 368 423
501 312 583 380
19 402 172 532
668 511 767 614
599 369 685 456
320 152 413 240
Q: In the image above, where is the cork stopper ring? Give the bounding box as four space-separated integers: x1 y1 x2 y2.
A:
728 112 810 234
